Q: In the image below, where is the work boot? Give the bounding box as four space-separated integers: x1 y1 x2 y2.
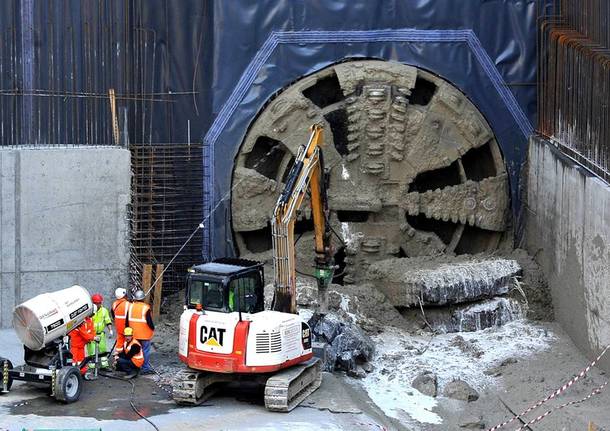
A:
140 369 154 375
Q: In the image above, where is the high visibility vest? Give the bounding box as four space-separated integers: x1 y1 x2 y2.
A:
127 301 154 340
124 338 144 368
112 298 129 333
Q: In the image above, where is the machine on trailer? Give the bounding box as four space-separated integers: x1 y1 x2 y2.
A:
1 285 104 403
173 124 334 411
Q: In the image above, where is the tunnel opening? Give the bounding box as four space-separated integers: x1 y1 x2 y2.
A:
406 213 458 245
410 76 437 106
242 223 272 253
454 225 497 255
245 136 287 180
332 246 347 285
408 161 462 193
294 217 315 235
462 142 497 181
233 60 510 278
324 109 350 156
393 247 408 258
337 210 370 223
281 156 296 184
302 72 345 108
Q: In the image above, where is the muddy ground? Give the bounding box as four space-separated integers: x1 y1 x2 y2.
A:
0 328 395 431
1 322 609 430
2 249 607 430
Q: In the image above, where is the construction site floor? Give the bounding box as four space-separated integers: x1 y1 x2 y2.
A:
0 329 393 431
0 324 609 430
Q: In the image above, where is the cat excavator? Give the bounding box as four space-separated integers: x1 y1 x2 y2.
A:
172 124 334 411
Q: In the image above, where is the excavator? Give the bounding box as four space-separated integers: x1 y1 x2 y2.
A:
172 124 335 411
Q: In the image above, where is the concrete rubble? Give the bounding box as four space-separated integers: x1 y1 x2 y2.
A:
442 379 479 402
422 297 523 333
412 371 438 397
307 312 375 375
366 255 521 307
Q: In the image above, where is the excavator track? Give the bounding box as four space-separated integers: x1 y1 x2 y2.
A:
171 370 228 406
264 358 322 412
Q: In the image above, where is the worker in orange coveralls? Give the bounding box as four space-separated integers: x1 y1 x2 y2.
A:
68 316 97 374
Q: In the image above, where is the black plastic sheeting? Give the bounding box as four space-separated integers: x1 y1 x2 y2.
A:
0 0 550 261
203 0 551 259
0 0 212 146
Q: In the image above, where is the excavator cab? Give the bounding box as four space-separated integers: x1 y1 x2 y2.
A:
186 258 265 315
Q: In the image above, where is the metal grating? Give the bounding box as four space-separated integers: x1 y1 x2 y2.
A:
129 143 203 295
255 332 270 354
0 1 210 296
538 0 610 182
255 332 282 354
0 0 186 148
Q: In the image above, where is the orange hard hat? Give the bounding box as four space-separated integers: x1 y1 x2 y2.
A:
92 294 103 304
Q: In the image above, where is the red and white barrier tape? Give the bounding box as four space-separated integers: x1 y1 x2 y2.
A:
487 344 610 431
514 381 608 431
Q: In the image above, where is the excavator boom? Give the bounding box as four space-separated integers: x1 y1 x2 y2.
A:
271 124 334 314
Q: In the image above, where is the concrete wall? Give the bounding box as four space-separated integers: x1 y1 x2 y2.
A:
525 136 610 371
0 147 131 327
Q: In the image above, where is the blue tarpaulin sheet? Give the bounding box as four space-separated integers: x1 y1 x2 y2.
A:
201 0 548 259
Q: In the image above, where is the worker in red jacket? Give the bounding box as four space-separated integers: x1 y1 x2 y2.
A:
68 316 96 374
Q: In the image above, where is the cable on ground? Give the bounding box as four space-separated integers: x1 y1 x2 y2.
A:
99 371 160 431
486 344 610 431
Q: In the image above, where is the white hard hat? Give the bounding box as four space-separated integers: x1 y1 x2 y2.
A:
115 288 127 299
134 289 145 301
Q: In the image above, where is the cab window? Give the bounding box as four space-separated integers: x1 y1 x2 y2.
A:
189 279 225 311
228 274 263 313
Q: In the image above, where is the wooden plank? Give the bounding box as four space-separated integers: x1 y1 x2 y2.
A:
142 264 153 304
108 88 120 145
152 264 164 319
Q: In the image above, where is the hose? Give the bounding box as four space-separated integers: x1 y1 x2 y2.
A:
99 369 160 431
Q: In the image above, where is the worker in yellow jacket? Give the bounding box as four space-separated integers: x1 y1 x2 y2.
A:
87 293 113 368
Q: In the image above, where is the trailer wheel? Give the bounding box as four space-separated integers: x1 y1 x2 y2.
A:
54 366 82 403
0 358 13 393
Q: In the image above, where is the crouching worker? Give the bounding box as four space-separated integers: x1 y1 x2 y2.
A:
114 327 143 379
68 315 97 375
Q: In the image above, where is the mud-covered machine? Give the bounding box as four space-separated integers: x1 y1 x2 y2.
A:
0 285 100 403
173 125 335 411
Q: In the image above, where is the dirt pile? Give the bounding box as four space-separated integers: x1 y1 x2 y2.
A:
503 248 554 321
153 292 182 366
